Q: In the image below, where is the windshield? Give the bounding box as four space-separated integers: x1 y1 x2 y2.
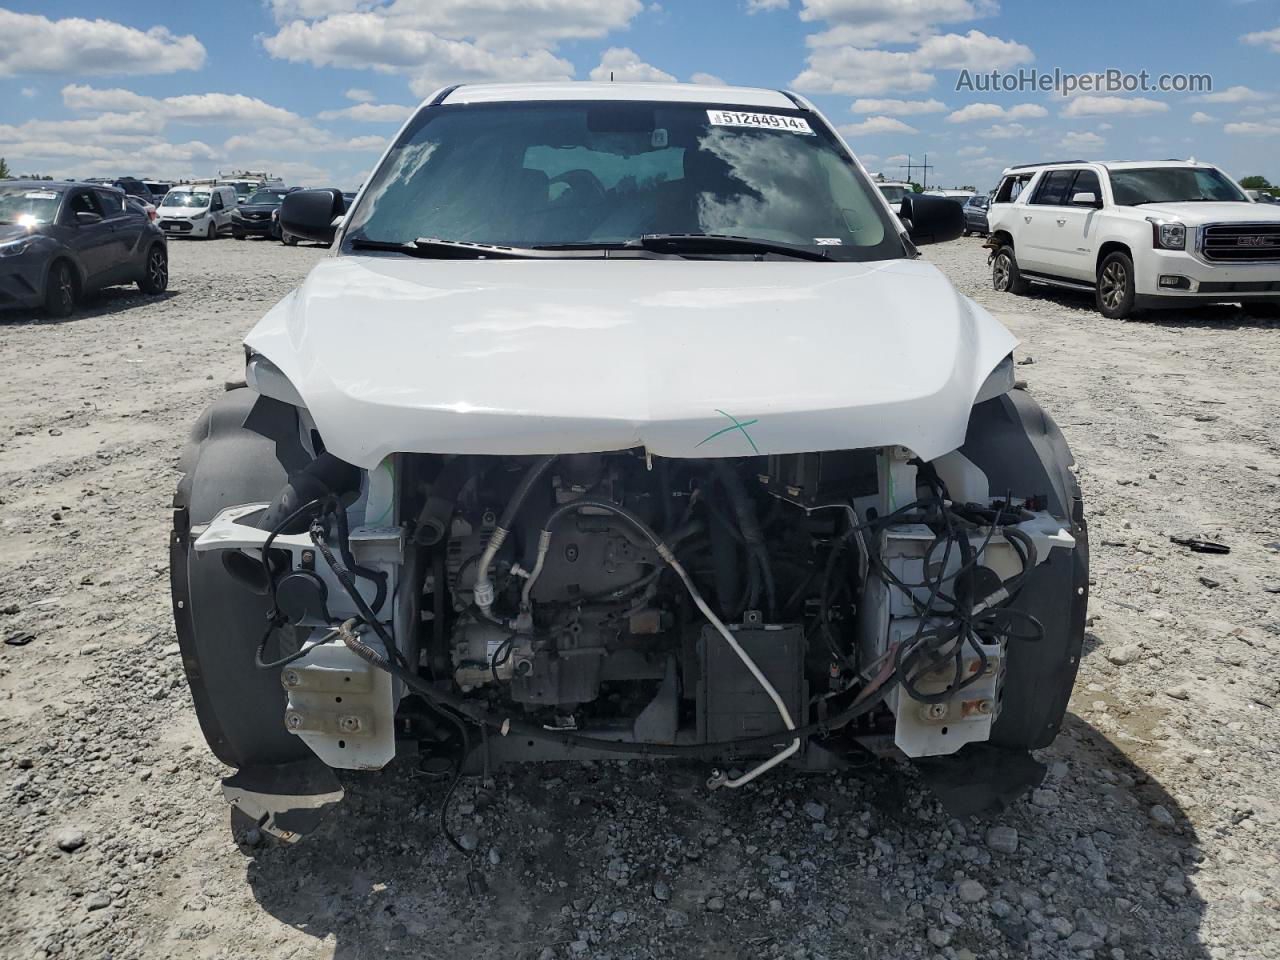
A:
162 191 210 208
878 185 909 204
246 190 288 205
0 185 64 225
345 101 900 261
1109 167 1246 205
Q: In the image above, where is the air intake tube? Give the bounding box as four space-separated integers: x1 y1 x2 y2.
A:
257 453 362 534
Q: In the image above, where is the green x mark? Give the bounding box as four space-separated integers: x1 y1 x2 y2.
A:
695 409 760 454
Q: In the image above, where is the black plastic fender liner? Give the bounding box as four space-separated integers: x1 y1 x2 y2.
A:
959 390 1090 751
170 388 319 769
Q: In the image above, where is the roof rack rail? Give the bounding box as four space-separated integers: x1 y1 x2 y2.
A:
1006 160 1085 170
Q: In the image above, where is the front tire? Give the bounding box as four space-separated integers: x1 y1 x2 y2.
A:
281 230 298 247
43 260 77 318
205 221 217 240
992 246 1029 295
1096 252 1136 319
137 245 168 295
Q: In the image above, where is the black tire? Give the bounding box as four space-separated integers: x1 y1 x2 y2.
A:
137 245 168 295
1096 251 1136 319
281 230 298 247
1243 302 1280 318
43 260 77 318
991 246 1029 295
205 221 217 240
233 231 246 241
170 389 317 769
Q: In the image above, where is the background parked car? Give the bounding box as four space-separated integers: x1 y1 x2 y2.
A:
962 194 990 236
0 180 168 318
231 186 299 240
157 184 237 239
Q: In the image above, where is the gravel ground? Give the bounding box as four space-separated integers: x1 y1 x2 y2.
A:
1 235 1278 960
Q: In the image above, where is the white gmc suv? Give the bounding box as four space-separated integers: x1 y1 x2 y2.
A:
986 160 1280 319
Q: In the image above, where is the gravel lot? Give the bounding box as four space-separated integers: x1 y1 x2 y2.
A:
1 235 1278 960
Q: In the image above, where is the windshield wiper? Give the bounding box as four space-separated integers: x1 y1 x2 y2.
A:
349 236 615 259
626 233 830 261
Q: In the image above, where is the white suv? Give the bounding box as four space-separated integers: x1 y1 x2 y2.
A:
986 160 1280 319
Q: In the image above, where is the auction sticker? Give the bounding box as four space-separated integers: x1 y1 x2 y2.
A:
707 110 814 135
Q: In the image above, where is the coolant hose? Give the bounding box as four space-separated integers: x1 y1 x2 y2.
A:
714 462 777 618
414 456 473 546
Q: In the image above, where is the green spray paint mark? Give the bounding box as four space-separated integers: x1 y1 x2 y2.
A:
695 410 760 454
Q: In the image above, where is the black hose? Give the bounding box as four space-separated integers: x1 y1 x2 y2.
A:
499 455 557 531
414 456 473 546
714 462 776 617
257 453 360 534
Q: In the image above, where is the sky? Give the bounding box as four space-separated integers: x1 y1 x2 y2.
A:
1 1 1279 191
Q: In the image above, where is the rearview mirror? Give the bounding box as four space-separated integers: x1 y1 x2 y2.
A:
75 211 102 225
899 193 964 245
1071 191 1100 207
280 188 347 244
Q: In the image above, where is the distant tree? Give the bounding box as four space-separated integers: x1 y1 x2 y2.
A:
1239 175 1273 189
910 182 923 193
0 157 11 179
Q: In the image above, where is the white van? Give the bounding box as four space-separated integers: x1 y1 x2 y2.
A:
156 184 237 239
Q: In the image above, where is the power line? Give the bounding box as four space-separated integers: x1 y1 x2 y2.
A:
898 153 934 190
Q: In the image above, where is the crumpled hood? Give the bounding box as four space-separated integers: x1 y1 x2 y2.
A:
1127 202 1280 225
245 255 1017 468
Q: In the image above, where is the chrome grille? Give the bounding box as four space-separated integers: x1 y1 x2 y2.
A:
1201 223 1280 262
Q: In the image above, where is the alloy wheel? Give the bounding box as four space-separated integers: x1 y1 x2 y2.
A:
148 250 168 290
1100 262 1126 310
993 254 1010 291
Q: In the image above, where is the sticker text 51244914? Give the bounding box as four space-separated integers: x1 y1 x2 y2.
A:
706 110 814 135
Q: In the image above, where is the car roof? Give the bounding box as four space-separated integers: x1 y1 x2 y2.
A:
436 81 800 109
4 179 122 192
1001 159 1214 175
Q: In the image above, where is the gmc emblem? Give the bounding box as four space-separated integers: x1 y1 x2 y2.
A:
1237 236 1273 246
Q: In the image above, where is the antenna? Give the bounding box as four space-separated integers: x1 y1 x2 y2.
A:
610 71 615 83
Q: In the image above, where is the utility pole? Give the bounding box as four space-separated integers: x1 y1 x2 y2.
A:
899 153 934 189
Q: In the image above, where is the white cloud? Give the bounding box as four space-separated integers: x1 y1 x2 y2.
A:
839 116 919 136
1224 121 1280 136
261 0 644 93
851 97 946 114
1192 85 1270 104
589 47 676 82
945 102 1002 123
1241 25 1280 53
0 10 205 76
747 0 790 11
345 87 376 102
1061 96 1169 118
62 84 300 126
20 86 36 97
794 29 1031 96
690 72 726 85
1190 111 1216 124
799 0 998 47
945 101 1044 123
956 144 988 157
1060 130 1105 152
977 122 1029 139
318 102 415 122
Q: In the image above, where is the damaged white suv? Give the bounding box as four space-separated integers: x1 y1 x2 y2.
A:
170 82 1088 842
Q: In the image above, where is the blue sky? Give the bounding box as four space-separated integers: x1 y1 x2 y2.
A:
2 1 1279 191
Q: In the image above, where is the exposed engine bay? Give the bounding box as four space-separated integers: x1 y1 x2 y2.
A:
189 431 1083 802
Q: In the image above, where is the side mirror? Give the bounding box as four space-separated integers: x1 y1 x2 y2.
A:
280 188 346 244
899 193 964 245
75 211 102 225
1071 191 1100 207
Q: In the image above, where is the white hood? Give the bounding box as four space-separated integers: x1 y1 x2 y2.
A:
244 255 1016 468
1126 202 1280 225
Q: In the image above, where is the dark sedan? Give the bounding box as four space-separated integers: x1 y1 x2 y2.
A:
962 193 990 236
230 187 298 240
0 181 168 318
